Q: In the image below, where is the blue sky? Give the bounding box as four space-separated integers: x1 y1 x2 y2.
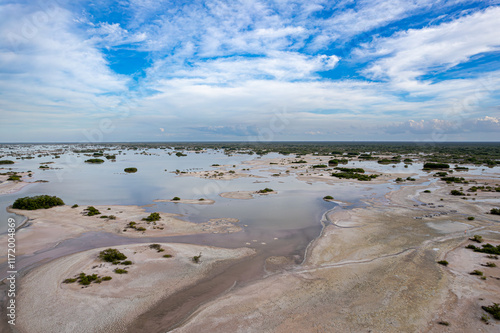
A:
1 0 499 142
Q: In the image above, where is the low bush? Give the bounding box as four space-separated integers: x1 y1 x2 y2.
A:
192 253 202 263
323 195 334 200
84 206 101 216
114 268 128 274
482 303 500 320
84 158 104 164
437 260 449 266
99 248 127 262
12 195 64 210
124 167 137 173
172 197 181 201
470 235 483 243
0 160 14 164
163 254 173 258
142 212 161 222
491 208 500 215
258 188 274 193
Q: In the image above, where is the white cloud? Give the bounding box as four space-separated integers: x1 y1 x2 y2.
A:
358 6 500 84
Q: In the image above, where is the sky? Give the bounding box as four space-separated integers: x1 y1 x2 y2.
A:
1 0 499 143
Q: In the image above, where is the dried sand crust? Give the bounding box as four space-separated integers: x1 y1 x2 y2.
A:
16 243 255 333
153 198 215 205
0 205 241 259
173 175 500 333
219 190 277 200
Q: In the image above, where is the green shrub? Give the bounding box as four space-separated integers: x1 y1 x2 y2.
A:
258 188 274 193
99 248 127 262
470 235 483 243
12 195 65 210
467 216 475 221
114 268 128 274
163 254 173 258
482 303 500 320
0 160 14 164
84 158 104 164
192 253 202 263
142 212 161 222
484 262 497 267
470 270 483 276
423 190 431 193
7 175 21 181
71 204 79 208
63 278 77 283
437 321 449 326
175 152 187 157
136 227 146 231
102 276 112 281
423 163 450 169
323 195 334 200
450 190 465 196
312 164 327 168
84 206 101 216
172 197 181 201
149 244 163 252
491 208 500 215
121 260 133 265
437 260 449 266
124 167 137 173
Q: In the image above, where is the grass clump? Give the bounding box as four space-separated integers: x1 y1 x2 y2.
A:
12 195 64 210
484 262 497 268
114 268 128 274
258 188 274 193
163 254 173 258
450 190 465 196
71 204 79 208
470 270 483 276
0 160 14 164
323 195 334 200
124 167 137 173
121 260 133 265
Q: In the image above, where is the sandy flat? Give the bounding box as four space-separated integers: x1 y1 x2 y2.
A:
219 190 277 200
172 171 500 333
16 243 255 333
0 205 241 258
